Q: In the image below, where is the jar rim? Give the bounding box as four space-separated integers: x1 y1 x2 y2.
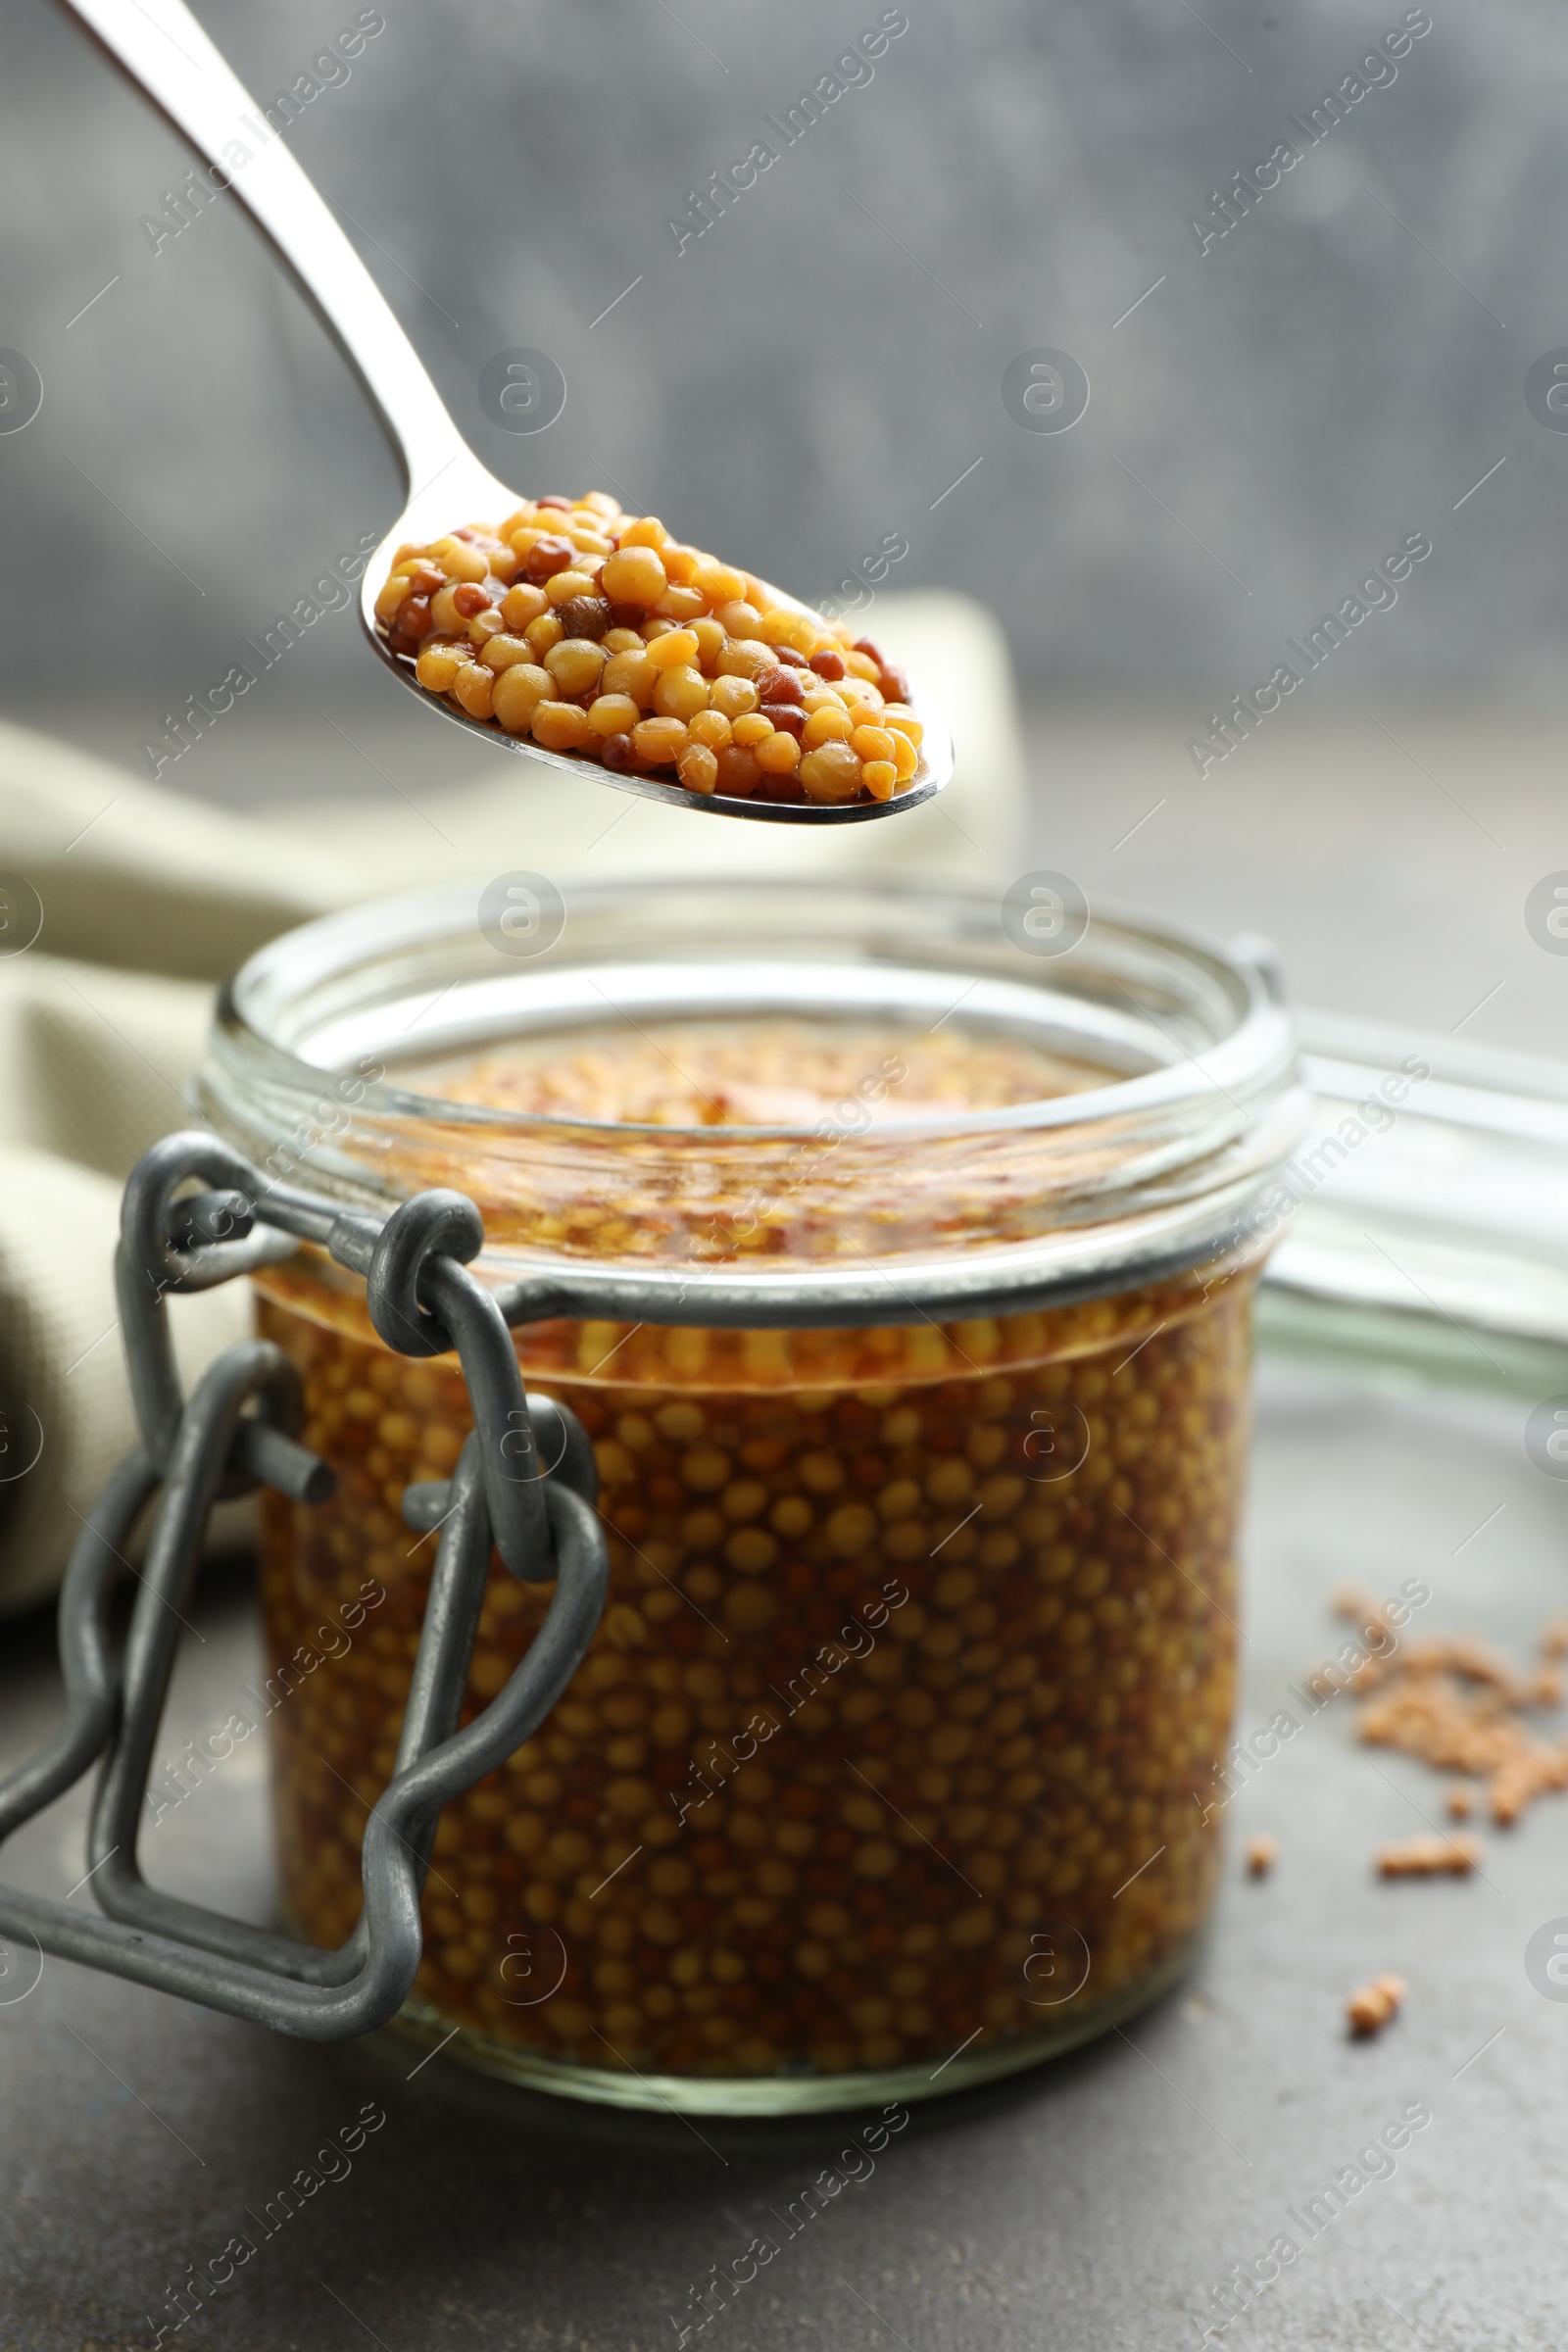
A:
214 877 1293 1130
201 877 1308 1312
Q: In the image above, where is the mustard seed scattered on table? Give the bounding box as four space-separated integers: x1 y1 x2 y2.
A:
1332 1585 1568 1829
1375 1835 1482 1879
1244 1834 1279 1878
1347 1973 1406 2036
375 494 926 808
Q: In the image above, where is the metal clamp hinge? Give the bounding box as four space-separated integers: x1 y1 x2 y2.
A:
0 1130 609 2039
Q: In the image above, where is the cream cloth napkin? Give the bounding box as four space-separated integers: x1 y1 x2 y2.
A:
0 592 1026 1614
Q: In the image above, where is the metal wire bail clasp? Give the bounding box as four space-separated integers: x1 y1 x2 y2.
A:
0 1129 609 2038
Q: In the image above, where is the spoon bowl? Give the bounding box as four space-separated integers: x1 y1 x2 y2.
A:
359 450 951 821
61 0 952 824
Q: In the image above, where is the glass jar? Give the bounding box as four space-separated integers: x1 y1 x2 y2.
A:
199 879 1303 2114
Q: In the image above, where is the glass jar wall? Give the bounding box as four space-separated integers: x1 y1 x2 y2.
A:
202 881 1303 2112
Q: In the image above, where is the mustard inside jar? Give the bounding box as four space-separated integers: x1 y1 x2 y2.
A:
201 880 1305 2114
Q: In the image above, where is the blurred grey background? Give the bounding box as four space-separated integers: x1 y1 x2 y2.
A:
3 0 1568 1052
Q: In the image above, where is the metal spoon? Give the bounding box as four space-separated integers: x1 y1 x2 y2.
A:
59 0 952 824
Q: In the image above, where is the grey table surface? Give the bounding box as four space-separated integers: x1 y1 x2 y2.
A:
3 1355 1566 2352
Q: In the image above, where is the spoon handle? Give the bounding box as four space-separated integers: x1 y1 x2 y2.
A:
59 0 465 493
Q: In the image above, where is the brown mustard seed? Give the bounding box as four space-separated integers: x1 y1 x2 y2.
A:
1244 1834 1280 1878
556 595 612 641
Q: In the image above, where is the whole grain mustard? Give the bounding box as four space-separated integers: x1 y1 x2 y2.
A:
254 1017 1255 2087
376 492 925 807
